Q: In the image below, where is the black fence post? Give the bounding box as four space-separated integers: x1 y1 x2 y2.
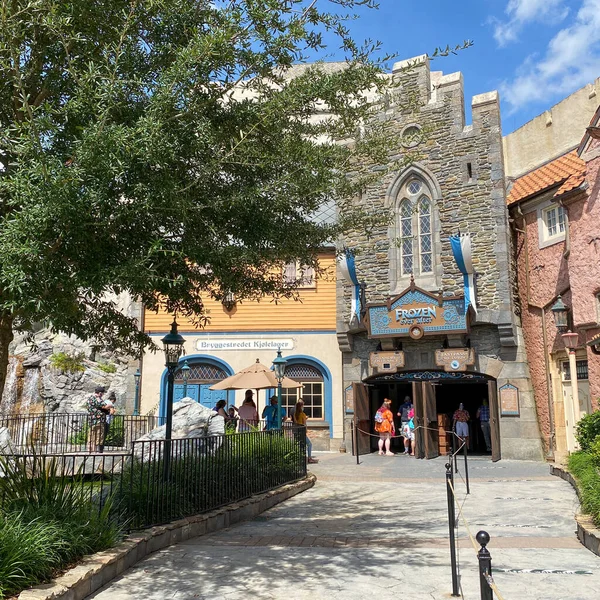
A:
352 420 359 465
476 530 493 600
463 439 470 495
446 462 460 597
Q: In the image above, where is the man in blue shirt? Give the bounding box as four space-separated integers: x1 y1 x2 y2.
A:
262 395 286 430
476 400 492 452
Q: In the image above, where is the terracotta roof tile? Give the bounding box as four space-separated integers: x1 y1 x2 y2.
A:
507 150 586 206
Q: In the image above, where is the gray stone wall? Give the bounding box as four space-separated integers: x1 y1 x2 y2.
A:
344 56 509 311
337 56 543 460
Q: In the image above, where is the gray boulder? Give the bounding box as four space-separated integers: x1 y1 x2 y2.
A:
0 427 14 454
132 398 225 460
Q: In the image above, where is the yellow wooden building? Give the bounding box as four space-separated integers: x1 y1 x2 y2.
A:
140 251 343 449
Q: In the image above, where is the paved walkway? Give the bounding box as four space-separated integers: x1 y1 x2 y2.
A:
90 453 600 599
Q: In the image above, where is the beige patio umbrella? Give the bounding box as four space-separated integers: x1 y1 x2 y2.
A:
209 359 302 391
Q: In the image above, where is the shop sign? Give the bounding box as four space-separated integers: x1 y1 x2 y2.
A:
435 349 475 372
367 283 469 339
195 338 294 351
369 351 405 373
499 383 520 417
344 385 354 414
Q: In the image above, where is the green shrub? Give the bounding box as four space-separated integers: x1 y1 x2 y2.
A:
116 431 303 528
575 411 600 451
591 437 600 468
49 352 86 374
567 451 600 527
69 417 125 447
96 362 117 374
0 455 122 598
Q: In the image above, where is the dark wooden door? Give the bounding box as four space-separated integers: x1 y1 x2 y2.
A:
412 381 425 459
423 381 439 459
488 380 501 462
353 382 371 456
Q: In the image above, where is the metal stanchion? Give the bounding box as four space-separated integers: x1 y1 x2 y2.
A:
353 420 359 465
463 439 470 495
476 530 493 600
446 462 460 597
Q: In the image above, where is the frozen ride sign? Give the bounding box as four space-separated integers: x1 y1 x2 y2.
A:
366 283 470 340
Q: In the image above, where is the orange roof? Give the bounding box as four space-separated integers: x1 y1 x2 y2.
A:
507 150 586 206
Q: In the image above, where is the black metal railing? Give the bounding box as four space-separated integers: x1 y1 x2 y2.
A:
0 424 307 531
124 423 306 528
0 412 164 454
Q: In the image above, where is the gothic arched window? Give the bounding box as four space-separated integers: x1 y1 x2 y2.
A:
396 178 435 279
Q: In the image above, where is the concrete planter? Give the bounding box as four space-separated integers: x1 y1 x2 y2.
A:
17 474 316 600
550 465 600 557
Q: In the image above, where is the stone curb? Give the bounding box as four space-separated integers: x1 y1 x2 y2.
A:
17 474 316 600
550 465 600 557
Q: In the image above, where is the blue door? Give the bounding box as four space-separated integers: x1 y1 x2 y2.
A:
174 384 199 402
199 385 227 409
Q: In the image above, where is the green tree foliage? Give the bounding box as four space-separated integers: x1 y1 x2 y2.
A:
0 0 396 400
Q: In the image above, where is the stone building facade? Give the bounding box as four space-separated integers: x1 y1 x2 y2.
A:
337 55 543 461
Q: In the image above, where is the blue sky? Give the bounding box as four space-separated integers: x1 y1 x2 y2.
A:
316 0 600 134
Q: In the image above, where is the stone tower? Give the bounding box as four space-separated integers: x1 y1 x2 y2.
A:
338 55 543 461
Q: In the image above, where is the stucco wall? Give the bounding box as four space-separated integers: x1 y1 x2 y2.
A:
503 78 600 179
139 332 344 442
511 135 600 453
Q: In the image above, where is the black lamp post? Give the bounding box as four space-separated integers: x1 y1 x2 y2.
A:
181 360 190 398
161 319 185 478
551 295 569 333
272 348 287 429
133 368 141 416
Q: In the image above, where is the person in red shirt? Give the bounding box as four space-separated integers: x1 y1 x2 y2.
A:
375 398 395 456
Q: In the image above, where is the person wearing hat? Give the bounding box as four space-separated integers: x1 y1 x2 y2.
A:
86 386 109 453
452 402 470 450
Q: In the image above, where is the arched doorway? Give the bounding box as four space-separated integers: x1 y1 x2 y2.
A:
159 356 233 418
354 370 500 461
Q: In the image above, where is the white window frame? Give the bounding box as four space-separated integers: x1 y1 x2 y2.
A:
538 202 567 248
283 262 316 289
281 381 324 420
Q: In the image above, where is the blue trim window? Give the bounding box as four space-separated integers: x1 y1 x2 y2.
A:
281 363 324 419
281 356 333 436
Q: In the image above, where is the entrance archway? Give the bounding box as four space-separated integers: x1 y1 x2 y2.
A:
354 370 500 461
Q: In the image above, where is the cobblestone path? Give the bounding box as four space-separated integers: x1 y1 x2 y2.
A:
89 453 600 599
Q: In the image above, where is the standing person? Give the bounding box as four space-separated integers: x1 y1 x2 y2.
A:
226 407 238 432
262 395 285 430
102 391 117 450
397 395 413 455
453 403 470 449
86 386 108 453
237 396 258 431
404 407 416 456
293 400 318 464
375 398 395 456
476 399 492 452
213 399 228 419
